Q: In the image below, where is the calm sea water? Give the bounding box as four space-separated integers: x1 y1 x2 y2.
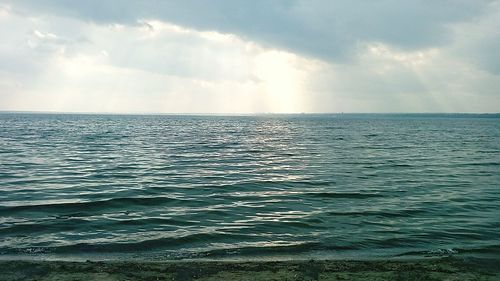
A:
0 113 499 260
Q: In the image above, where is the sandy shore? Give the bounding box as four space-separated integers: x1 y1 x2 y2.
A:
1 257 499 281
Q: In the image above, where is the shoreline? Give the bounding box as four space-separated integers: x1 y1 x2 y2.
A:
1 257 499 280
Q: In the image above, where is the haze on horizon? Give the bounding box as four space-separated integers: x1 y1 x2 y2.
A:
0 0 499 114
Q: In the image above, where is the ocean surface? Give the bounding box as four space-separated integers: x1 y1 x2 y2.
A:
0 113 499 261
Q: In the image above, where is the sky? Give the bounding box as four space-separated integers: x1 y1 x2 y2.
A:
0 0 499 113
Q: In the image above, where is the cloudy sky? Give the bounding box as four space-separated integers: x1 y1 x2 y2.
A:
0 0 499 113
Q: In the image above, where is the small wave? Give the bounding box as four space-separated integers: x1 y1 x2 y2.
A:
2 247 50 255
0 196 199 214
0 234 313 256
426 248 459 256
200 180 335 191
397 248 459 257
197 242 322 258
306 192 384 199
326 208 425 217
451 245 500 255
111 217 197 227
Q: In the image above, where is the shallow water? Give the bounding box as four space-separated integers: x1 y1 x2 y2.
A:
0 113 499 260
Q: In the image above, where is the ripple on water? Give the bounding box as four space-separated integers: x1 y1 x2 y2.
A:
0 113 499 260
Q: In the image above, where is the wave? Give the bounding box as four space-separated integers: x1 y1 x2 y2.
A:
1 114 499 260
305 192 384 199
397 245 500 257
0 196 201 214
326 208 425 217
0 238 322 257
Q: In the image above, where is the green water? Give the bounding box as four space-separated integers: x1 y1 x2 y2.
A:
0 113 499 260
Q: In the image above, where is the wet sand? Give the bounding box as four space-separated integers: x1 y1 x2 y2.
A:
1 257 499 280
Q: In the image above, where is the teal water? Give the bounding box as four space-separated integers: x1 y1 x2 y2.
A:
0 113 499 260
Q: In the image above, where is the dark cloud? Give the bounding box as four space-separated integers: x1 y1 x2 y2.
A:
449 4 500 75
6 0 490 62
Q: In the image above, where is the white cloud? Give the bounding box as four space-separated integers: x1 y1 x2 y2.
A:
0 1 498 113
305 41 500 112
0 10 322 113
0 4 10 18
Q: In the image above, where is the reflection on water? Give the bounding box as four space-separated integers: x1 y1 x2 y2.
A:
0 113 499 260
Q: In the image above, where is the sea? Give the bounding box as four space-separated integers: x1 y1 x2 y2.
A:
0 113 499 261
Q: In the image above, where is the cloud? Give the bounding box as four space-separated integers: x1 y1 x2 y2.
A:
7 0 492 62
305 42 500 112
448 1 500 74
0 8 319 113
0 0 498 113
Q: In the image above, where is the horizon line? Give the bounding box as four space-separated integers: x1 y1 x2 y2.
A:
0 110 499 116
